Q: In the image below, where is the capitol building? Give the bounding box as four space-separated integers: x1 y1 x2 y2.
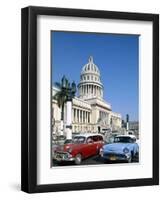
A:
52 56 122 136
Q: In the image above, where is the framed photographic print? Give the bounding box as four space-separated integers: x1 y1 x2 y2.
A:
21 6 159 193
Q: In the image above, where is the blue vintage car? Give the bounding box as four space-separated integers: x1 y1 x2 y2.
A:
100 135 139 163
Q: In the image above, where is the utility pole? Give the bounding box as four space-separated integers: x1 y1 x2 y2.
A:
126 114 129 133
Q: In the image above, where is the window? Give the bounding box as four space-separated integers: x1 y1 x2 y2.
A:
73 136 86 144
88 65 90 70
87 136 93 143
93 136 98 142
88 113 90 123
87 76 89 80
98 136 103 141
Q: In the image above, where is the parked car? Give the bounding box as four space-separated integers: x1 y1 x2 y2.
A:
53 133 104 165
100 135 139 163
52 135 66 145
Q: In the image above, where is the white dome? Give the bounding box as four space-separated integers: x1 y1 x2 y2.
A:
81 56 100 75
78 56 103 100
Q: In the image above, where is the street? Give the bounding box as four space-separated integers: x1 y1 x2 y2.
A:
52 154 139 167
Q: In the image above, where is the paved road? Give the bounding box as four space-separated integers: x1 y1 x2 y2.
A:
52 155 139 167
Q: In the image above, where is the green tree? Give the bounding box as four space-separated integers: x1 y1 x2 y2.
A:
53 76 69 122
53 76 76 138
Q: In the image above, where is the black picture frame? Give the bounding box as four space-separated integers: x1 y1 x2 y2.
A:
21 6 159 193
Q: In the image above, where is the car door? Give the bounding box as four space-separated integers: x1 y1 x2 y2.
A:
97 135 104 150
92 135 100 155
85 136 95 157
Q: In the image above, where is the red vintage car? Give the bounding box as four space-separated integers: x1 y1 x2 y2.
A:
53 133 104 165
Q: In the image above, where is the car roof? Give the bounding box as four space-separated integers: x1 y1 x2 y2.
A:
115 134 136 139
74 133 104 138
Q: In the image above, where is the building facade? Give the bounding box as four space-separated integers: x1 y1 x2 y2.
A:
52 56 122 136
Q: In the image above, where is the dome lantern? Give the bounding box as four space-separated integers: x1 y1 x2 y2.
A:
89 56 93 63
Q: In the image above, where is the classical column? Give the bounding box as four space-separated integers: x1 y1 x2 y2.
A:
80 110 82 123
78 109 80 123
82 110 84 123
87 111 89 123
91 85 93 97
74 108 76 123
81 86 82 96
91 85 93 96
82 85 84 96
76 109 79 123
73 108 75 123
76 109 78 123
83 111 85 123
88 112 90 123
79 109 80 123
72 108 74 123
87 85 88 95
87 112 89 123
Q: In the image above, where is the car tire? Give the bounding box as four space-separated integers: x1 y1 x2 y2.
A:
74 154 82 165
96 147 101 157
135 151 139 158
104 159 110 164
127 152 133 163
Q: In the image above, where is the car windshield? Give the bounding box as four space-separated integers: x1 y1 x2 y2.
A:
114 136 133 143
64 139 73 144
73 136 85 144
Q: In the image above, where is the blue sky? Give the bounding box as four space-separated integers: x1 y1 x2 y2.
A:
51 31 139 121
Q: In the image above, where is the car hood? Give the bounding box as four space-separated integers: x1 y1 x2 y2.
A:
103 143 132 153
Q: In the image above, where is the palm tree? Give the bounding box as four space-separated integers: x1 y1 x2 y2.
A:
53 76 76 138
53 76 69 135
53 87 68 121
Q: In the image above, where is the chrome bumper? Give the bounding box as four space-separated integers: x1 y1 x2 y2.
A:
101 152 130 161
53 152 75 161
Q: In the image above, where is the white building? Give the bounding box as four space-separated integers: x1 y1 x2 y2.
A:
52 56 122 136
